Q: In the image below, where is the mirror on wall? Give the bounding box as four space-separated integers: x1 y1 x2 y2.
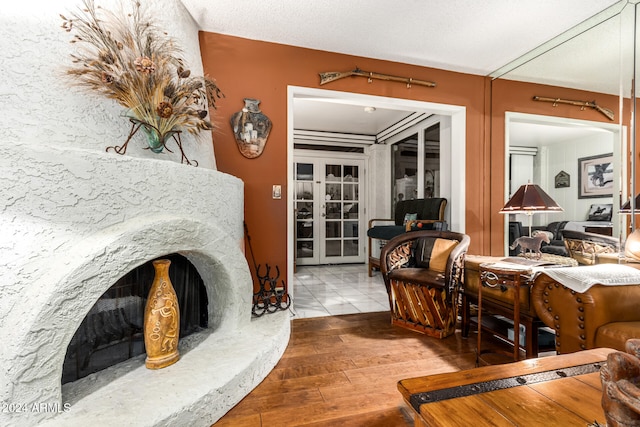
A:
506 112 621 234
491 0 635 255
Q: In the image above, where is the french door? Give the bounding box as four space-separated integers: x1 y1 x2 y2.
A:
294 156 365 265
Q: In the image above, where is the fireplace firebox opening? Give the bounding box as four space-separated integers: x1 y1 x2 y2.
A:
62 253 208 384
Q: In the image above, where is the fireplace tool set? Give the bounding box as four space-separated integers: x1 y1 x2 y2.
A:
244 223 291 317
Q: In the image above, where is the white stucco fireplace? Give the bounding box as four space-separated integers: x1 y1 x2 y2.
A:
0 142 289 426
0 1 290 424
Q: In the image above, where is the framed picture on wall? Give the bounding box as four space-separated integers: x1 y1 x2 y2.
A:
554 170 570 188
578 153 613 199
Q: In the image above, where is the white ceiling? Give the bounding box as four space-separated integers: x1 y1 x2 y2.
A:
181 0 623 140
182 0 620 77
509 120 613 148
293 97 411 135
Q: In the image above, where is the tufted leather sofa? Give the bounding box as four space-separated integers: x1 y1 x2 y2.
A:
532 274 640 354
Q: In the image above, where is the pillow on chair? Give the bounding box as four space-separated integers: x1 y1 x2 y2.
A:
403 213 418 224
413 237 459 273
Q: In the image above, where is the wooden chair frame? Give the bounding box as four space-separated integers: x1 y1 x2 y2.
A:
380 230 470 338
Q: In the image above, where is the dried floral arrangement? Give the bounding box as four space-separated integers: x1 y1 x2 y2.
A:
60 0 223 162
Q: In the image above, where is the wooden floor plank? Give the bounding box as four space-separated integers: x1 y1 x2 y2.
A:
299 406 415 427
221 389 325 418
212 413 262 427
278 359 360 380
258 392 410 427
212 311 525 426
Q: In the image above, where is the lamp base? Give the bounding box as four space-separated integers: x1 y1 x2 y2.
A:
625 229 640 262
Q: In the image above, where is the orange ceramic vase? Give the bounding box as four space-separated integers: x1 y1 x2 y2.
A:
144 259 180 369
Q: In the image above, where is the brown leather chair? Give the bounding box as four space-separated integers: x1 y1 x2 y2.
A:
532 272 640 354
380 230 470 338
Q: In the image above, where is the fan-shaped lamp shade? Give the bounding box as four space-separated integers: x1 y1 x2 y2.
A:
499 183 564 215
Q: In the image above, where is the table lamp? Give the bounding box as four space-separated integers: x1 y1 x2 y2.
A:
499 183 563 236
620 193 640 261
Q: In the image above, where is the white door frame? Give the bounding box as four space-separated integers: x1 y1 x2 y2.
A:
287 86 467 287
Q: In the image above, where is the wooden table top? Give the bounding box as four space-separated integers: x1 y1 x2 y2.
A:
398 348 615 427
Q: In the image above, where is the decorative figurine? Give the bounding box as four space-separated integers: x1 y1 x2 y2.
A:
601 339 640 427
509 231 550 259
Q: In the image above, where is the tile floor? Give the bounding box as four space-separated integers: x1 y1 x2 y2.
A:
290 263 390 319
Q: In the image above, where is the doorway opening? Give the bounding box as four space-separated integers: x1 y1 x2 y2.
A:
287 86 466 299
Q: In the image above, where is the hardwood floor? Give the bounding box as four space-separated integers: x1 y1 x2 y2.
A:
213 311 489 426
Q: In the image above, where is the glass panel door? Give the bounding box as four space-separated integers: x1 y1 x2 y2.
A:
322 162 362 263
392 133 418 213
391 121 443 211
294 156 365 265
295 162 318 264
424 123 440 198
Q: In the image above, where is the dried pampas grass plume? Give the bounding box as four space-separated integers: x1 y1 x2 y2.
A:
61 0 224 148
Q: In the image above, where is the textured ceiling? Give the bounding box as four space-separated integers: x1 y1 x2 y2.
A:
181 0 620 76
181 0 624 142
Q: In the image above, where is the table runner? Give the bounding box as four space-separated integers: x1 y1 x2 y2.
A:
539 264 640 293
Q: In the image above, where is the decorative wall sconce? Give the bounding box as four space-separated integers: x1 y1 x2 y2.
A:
230 98 272 159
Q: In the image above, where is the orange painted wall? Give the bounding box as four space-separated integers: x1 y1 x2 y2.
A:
198 32 634 285
199 32 489 287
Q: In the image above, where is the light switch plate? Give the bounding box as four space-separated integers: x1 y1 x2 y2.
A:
272 185 282 199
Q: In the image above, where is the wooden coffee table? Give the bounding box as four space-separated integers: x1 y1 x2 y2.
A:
398 348 614 426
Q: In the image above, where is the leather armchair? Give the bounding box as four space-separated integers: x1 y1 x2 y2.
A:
380 230 470 338
532 274 640 354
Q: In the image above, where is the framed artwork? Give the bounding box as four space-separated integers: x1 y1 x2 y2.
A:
554 170 570 188
578 153 613 199
587 203 613 221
